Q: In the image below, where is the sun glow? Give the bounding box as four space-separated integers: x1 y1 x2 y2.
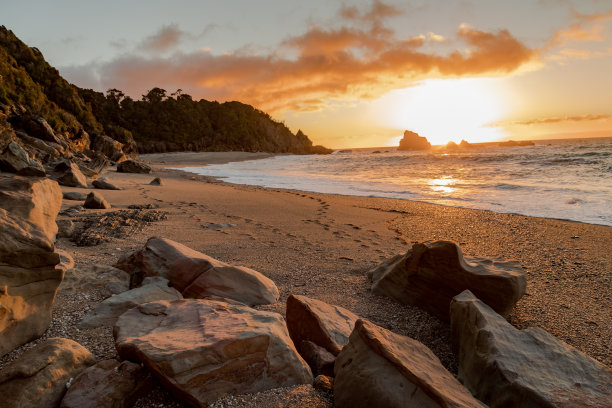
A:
376 78 510 146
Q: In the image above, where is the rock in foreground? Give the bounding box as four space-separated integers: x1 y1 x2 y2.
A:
0 338 95 408
0 176 63 356
451 290 612 408
286 294 359 356
334 319 483 408
60 359 152 408
368 241 526 321
115 237 279 305
114 299 313 407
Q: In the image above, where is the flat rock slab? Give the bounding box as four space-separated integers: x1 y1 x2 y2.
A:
368 240 526 321
114 299 313 407
451 290 612 408
60 264 130 299
334 319 483 408
0 338 95 408
63 191 87 201
115 237 279 306
79 278 182 329
286 294 359 356
60 359 152 408
92 177 121 190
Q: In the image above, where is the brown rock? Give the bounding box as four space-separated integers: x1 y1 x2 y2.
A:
115 237 279 306
63 191 87 201
117 159 152 174
0 338 95 408
451 290 612 408
286 294 359 356
334 319 483 408
114 299 313 407
92 134 125 162
60 264 130 299
368 240 526 321
0 176 63 356
300 340 335 377
397 130 431 150
149 177 163 185
60 359 152 408
92 177 121 190
57 249 75 271
84 191 111 209
313 375 334 392
56 161 88 188
0 141 45 176
57 218 75 238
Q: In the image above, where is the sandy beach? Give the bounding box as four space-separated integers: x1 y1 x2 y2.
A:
2 151 610 407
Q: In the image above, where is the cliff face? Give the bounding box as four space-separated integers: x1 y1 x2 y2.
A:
0 26 330 155
398 130 431 151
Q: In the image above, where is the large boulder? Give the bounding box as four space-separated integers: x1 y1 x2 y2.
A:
91 134 125 163
79 277 182 329
397 130 431 150
0 141 46 176
334 319 483 408
115 237 279 306
117 159 151 174
114 299 313 407
368 241 526 321
451 290 612 408
0 176 63 356
0 338 95 408
286 294 359 356
56 161 88 188
60 359 152 408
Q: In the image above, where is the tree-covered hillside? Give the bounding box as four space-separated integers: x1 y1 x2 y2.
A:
0 26 330 154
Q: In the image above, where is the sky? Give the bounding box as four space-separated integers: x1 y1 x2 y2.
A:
2 0 612 148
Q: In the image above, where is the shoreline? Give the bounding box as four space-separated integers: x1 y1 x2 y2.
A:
2 151 609 407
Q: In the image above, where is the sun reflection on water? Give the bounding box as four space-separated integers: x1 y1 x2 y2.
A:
429 176 458 194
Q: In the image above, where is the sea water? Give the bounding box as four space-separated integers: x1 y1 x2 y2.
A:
177 138 612 226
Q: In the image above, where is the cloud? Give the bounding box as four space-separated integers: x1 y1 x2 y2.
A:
68 1 537 113
139 23 185 53
549 9 612 46
502 114 612 126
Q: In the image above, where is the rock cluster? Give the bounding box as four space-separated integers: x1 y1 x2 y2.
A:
0 176 63 356
115 237 279 305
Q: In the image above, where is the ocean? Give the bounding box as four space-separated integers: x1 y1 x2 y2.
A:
177 137 612 226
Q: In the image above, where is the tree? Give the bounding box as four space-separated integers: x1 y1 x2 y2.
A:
142 87 167 103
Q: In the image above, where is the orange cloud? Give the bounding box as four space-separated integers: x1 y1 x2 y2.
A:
550 9 612 46
504 114 612 126
80 2 536 113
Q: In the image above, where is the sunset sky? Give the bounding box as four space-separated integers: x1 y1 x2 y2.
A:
3 0 612 148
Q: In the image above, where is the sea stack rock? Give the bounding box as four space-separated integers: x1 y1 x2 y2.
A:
398 130 431 150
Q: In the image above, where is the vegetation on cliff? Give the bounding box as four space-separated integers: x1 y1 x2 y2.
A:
0 26 330 154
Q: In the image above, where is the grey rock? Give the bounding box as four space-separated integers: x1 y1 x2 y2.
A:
60 264 130 299
451 290 612 408
63 191 87 201
0 141 46 176
57 219 75 238
79 278 182 329
56 161 88 188
368 241 526 321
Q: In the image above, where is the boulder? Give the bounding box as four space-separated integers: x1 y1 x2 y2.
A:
57 218 75 238
114 299 313 407
0 338 95 408
368 241 526 321
149 177 162 186
313 375 334 392
398 130 431 150
300 340 335 377
63 191 87 201
92 177 121 190
334 319 483 408
115 237 279 306
117 159 152 174
13 115 63 145
79 277 182 329
84 191 111 209
56 161 88 188
286 294 359 356
0 176 63 356
0 141 46 176
61 264 130 299
91 134 125 162
60 359 152 408
450 290 612 408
